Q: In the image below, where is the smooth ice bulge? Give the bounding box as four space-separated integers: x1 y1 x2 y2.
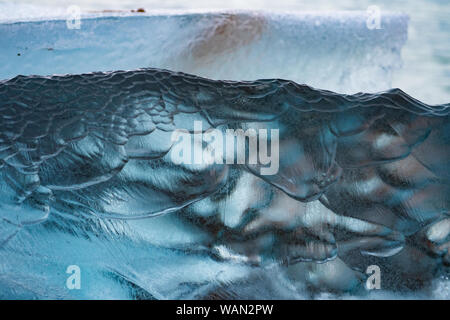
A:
0 68 449 298
0 11 408 93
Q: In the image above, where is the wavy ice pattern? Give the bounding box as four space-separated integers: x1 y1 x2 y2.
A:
0 68 449 299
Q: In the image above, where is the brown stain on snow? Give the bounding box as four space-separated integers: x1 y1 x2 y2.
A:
189 13 267 60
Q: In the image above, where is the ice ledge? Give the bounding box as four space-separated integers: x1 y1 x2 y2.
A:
0 10 408 93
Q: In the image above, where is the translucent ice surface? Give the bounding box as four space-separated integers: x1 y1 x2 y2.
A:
0 68 449 299
0 3 449 299
0 11 408 93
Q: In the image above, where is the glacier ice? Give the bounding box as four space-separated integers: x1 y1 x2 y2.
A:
0 67 449 299
0 11 408 93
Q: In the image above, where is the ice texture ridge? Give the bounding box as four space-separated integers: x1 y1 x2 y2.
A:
0 68 449 298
